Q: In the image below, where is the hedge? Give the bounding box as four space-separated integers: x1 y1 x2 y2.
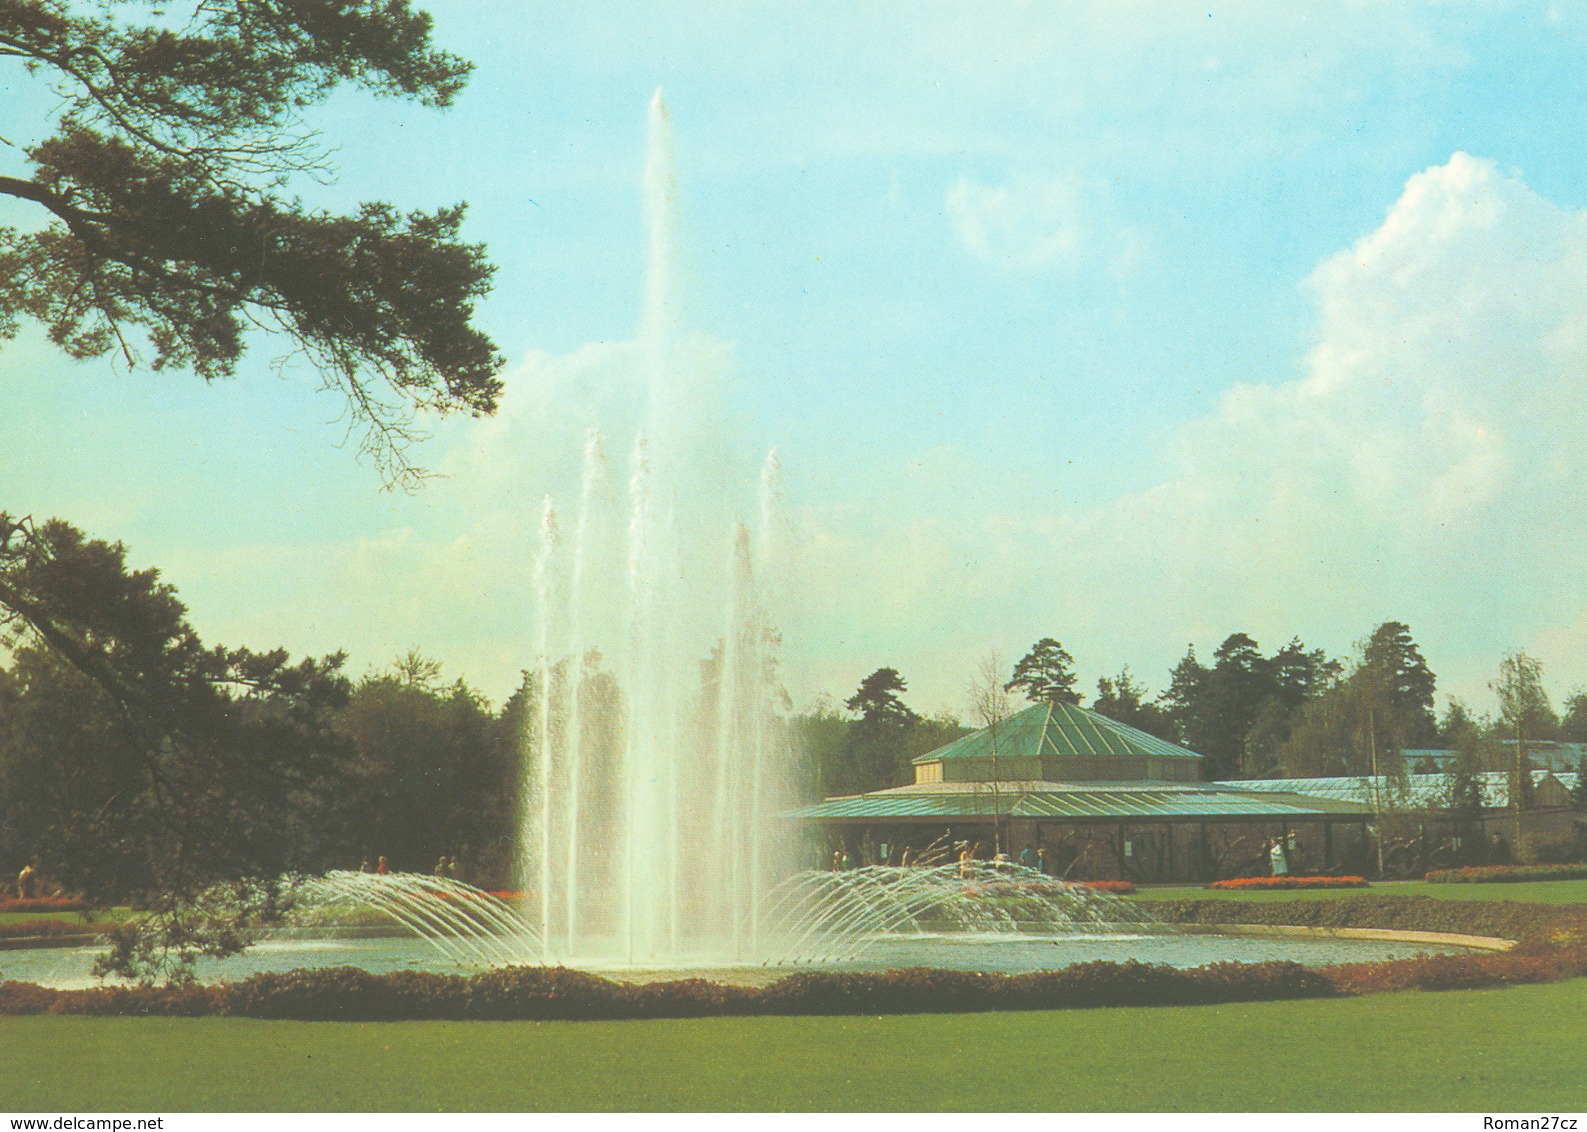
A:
0 897 1580 1022
1138 895 1587 948
1425 864 1587 884
0 959 1338 1021
0 897 86 915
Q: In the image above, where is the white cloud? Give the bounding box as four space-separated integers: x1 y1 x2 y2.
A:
945 173 1147 277
802 153 1587 712
946 174 1090 272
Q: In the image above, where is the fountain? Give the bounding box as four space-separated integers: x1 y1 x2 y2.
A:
285 871 542 968
518 89 794 967
758 863 1163 966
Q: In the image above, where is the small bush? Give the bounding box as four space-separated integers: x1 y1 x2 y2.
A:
463 966 626 1021
54 984 224 1017
222 967 467 1021
0 980 58 1014
619 977 756 1017
1207 876 1369 890
1424 864 1587 884
759 968 1009 1015
1516 835 1585 866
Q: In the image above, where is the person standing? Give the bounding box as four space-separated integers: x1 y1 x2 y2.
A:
17 862 37 900
1268 837 1289 878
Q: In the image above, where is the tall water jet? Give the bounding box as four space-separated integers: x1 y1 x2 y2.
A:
520 89 795 966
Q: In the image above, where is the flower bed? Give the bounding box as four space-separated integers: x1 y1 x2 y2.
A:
1207 876 1368 891
1425 864 1587 884
1076 880 1136 895
0 896 87 915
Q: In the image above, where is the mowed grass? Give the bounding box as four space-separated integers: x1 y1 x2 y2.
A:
3 979 1586 1112
0 908 133 927
1134 878 1587 905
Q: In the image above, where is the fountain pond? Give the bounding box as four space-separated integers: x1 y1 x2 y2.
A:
0 866 1483 991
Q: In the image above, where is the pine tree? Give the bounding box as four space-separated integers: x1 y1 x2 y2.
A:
1005 639 1080 705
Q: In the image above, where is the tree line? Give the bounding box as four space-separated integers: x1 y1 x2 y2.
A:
9 515 1585 906
0 517 527 916
6 514 1587 976
813 626 1587 796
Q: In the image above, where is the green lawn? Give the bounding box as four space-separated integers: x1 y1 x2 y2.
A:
2 978 1584 1111
1135 878 1587 905
0 907 132 927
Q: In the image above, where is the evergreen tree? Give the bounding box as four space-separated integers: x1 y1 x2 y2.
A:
0 1 502 485
1559 690 1587 743
1161 645 1209 749
835 668 921 793
1269 638 1343 711
1005 639 1080 705
1198 633 1277 780
1360 621 1439 749
1092 667 1174 740
0 515 351 978
1439 697 1480 748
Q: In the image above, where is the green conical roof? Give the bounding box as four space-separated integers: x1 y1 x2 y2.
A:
910 700 1202 765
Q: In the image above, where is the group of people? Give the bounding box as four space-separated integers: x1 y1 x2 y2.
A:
356 854 464 881
828 837 1060 878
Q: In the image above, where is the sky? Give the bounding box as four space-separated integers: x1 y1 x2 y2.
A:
5 2 1587 722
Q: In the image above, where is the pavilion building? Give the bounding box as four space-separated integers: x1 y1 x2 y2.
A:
787 700 1580 882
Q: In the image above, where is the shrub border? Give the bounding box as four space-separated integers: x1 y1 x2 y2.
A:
0 896 1582 1021
1425 864 1587 884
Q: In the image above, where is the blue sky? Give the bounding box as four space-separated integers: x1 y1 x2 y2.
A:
6 2 1587 719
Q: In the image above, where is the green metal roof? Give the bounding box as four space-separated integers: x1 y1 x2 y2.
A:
1222 770 1561 811
911 700 1203 766
786 784 1361 822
